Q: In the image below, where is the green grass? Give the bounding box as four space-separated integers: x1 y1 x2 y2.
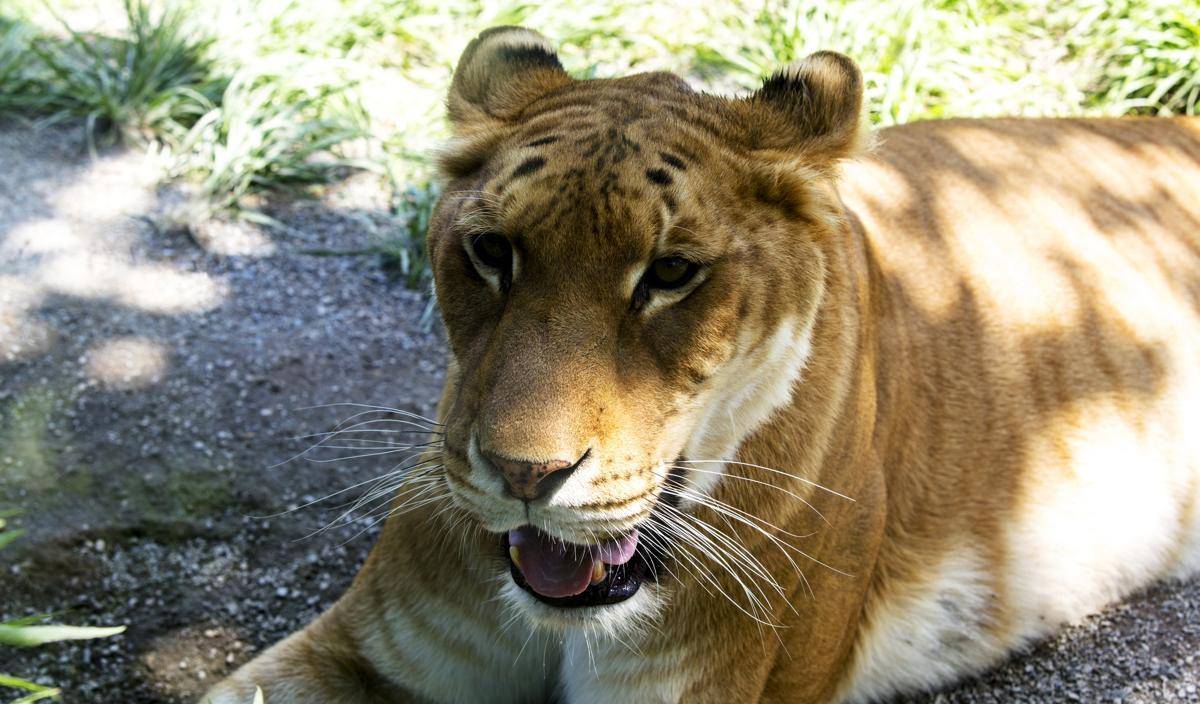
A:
1 0 368 221
379 181 439 289
0 20 39 113
165 70 369 220
30 0 218 149
1 0 1197 287
1070 0 1200 115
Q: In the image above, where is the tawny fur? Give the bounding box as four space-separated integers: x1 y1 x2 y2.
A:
205 27 1200 704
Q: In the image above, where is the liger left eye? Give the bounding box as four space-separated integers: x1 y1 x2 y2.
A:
645 256 699 290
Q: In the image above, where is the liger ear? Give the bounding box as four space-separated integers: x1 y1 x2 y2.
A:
742 51 867 166
447 26 572 134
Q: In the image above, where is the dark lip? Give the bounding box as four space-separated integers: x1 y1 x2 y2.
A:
500 466 684 609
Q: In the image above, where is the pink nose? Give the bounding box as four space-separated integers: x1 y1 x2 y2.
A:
481 450 584 500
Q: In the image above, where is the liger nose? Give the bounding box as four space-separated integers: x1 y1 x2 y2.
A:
482 448 587 501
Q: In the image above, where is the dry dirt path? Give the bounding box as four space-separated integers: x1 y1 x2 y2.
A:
0 122 1196 703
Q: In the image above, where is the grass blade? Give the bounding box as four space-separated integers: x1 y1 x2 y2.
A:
0 624 126 647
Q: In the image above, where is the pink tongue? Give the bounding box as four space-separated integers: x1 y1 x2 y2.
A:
595 528 639 565
508 526 640 599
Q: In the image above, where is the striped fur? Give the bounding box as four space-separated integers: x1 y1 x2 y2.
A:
206 28 1200 704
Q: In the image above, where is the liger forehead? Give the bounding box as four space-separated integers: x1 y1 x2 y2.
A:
473 123 695 262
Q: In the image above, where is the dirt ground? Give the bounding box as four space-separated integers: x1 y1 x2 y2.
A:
1 121 1197 703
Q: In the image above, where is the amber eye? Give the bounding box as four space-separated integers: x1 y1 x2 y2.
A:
645 256 699 290
471 233 511 271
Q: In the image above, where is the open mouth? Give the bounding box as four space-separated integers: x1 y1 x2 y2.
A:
499 467 683 608
502 525 659 607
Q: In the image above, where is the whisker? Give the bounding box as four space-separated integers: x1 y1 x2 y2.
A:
645 513 782 628
340 471 446 517
296 402 443 427
656 500 790 603
512 621 538 666
271 418 442 469
300 444 442 464
627 492 783 626
336 488 453 546
251 456 439 519
323 417 443 435
654 505 785 614
674 459 853 502
657 467 825 539
663 485 851 579
301 441 441 454
662 465 830 525
312 471 445 538
294 428 444 441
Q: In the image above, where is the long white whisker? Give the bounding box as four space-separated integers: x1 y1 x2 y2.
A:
654 505 784 619
294 428 443 441
314 473 445 538
664 486 851 579
675 459 853 502
350 473 446 517
296 402 443 426
646 514 782 628
300 443 441 464
631 490 783 627
657 501 790 606
271 417 441 468
665 464 829 526
337 489 453 545
659 467 824 536
253 456 439 518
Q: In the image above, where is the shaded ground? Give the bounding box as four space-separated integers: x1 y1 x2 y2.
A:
0 121 445 701
0 121 1197 703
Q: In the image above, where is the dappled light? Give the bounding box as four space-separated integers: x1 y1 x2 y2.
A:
0 144 228 323
85 336 170 390
39 254 227 314
837 118 1199 699
48 151 157 220
846 120 1200 333
188 219 277 257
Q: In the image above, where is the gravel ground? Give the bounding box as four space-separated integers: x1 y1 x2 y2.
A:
0 121 1197 703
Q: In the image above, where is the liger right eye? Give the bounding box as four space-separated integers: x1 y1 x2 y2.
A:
471 233 512 271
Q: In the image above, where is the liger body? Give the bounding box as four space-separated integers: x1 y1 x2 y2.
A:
206 27 1200 704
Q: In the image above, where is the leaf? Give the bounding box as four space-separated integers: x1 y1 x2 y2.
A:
0 673 61 703
0 674 51 692
0 529 26 551
0 624 125 647
0 613 52 628
11 687 63 704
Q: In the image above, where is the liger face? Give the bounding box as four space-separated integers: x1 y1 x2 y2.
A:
422 27 859 625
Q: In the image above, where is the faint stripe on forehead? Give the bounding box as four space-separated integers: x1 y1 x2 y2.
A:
511 156 547 178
